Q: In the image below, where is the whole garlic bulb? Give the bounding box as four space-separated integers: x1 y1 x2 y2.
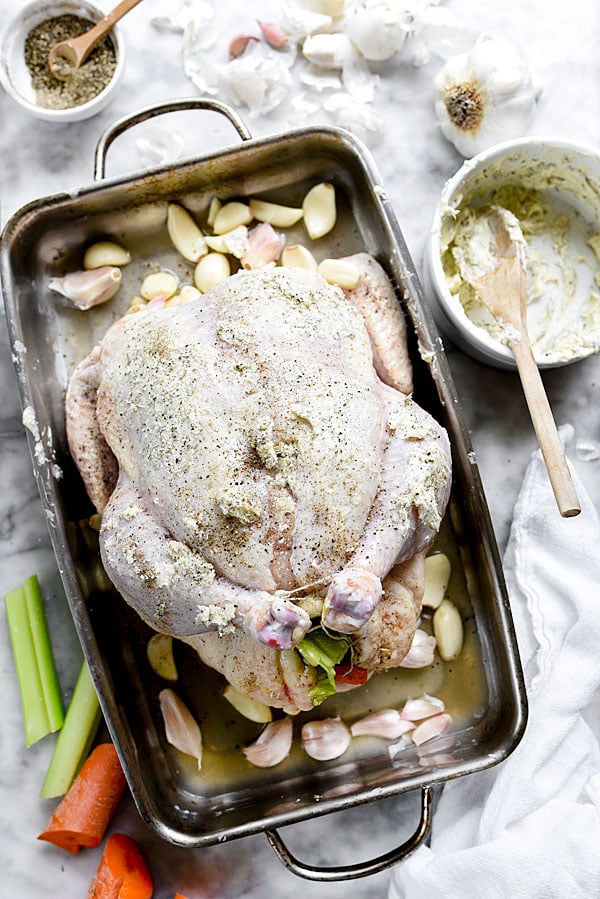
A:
433 38 537 158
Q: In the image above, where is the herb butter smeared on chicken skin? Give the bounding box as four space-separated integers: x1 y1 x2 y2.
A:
66 258 451 713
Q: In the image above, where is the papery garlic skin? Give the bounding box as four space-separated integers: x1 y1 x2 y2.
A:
345 2 408 62
433 38 537 158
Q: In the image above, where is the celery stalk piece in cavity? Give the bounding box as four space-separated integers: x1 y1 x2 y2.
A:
23 575 65 732
41 660 102 799
4 584 50 747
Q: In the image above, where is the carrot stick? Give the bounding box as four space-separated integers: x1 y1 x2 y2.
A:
87 833 153 899
38 743 126 854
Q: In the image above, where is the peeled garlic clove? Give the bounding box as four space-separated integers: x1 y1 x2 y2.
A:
49 267 121 310
302 33 353 70
159 688 203 770
241 223 283 269
213 201 253 235
302 718 351 761
194 252 231 293
433 599 464 660
317 258 360 289
422 553 451 609
411 713 452 746
229 34 259 58
141 271 178 300
258 21 288 49
243 717 293 767
281 244 318 270
249 198 303 228
400 694 445 721
350 709 415 740
83 241 131 269
167 204 208 263
398 629 437 668
224 685 273 723
207 196 222 229
179 284 202 304
302 182 336 240
205 225 250 258
147 633 178 681
309 0 345 15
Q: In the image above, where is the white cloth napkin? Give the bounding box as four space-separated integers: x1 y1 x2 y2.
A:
389 432 600 899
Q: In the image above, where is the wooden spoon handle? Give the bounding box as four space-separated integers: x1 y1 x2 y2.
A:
511 338 580 517
70 0 143 66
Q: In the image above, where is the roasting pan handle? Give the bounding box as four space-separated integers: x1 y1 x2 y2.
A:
265 785 433 882
93 98 252 180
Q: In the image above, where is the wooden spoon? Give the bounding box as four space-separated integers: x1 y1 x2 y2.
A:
466 208 580 518
48 0 143 80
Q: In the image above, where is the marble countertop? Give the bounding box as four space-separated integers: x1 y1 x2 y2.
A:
0 0 598 896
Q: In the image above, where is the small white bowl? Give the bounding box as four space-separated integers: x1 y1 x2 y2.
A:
423 138 600 370
0 0 124 122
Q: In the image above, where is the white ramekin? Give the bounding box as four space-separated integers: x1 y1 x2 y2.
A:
423 137 600 370
0 0 124 123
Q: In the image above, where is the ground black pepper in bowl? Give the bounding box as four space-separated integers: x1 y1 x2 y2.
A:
24 14 117 109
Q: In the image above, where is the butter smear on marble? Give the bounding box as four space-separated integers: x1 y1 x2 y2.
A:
441 177 600 364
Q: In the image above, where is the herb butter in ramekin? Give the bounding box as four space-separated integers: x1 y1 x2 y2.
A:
424 138 600 369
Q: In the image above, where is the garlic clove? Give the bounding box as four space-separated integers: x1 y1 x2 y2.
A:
207 196 222 228
141 271 178 300
411 713 452 746
309 0 345 16
281 244 318 270
345 4 407 62
258 21 289 49
398 628 437 668
249 198 303 228
147 634 178 681
229 34 260 59
302 182 336 240
433 38 537 158
302 33 353 70
194 252 231 293
159 688 203 770
433 599 464 661
350 709 415 740
317 258 360 289
243 716 293 767
241 223 283 269
302 718 351 760
213 201 253 235
167 203 208 263
83 241 131 269
224 685 273 723
178 284 202 304
205 225 250 258
400 694 445 721
49 267 121 310
422 552 451 609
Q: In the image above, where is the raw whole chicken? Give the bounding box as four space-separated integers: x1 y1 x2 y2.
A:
66 255 451 712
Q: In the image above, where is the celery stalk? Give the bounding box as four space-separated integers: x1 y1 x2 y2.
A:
41 660 102 799
23 575 65 733
4 586 50 747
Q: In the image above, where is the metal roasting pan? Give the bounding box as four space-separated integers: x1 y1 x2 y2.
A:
1 99 527 881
